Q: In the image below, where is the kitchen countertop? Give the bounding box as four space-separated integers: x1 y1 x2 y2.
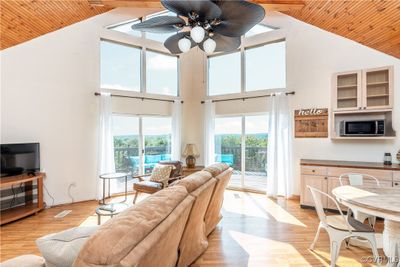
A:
301 159 400 171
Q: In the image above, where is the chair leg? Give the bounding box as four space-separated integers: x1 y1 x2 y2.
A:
366 234 380 266
133 191 139 204
310 223 322 250
328 231 344 267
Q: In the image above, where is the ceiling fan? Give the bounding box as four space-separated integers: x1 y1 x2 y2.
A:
131 0 265 54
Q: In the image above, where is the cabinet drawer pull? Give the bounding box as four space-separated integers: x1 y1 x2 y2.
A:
312 170 315 173
324 177 328 180
395 182 399 186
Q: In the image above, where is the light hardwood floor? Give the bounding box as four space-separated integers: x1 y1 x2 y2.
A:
0 190 383 266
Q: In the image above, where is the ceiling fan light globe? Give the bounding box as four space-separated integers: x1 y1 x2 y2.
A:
203 38 216 54
190 26 205 43
178 38 192 53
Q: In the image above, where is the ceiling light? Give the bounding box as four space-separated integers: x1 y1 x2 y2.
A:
190 26 205 43
178 38 191 53
203 38 216 54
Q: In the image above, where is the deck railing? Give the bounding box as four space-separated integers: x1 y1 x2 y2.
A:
114 146 266 173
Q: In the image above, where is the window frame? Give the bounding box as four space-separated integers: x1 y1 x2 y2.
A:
145 48 180 97
244 38 286 92
100 38 143 93
206 49 242 97
99 38 181 97
206 37 287 97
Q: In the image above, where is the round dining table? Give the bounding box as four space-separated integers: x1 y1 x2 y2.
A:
333 185 400 267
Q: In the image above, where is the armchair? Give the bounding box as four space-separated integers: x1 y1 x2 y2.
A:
132 161 183 204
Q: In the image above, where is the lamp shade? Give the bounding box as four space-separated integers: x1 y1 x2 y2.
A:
190 26 205 43
203 38 216 54
182 144 200 157
178 38 191 53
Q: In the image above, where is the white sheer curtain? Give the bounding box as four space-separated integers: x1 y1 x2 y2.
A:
204 100 216 166
97 93 116 200
266 93 293 198
171 100 182 161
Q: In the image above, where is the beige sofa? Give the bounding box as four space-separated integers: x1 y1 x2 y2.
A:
1 163 233 267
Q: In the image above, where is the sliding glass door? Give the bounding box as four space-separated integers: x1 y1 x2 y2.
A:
214 114 268 191
244 115 268 189
215 116 242 188
112 115 171 193
142 117 172 174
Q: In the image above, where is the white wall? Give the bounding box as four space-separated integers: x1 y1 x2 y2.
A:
0 8 164 205
186 12 400 194
1 8 399 205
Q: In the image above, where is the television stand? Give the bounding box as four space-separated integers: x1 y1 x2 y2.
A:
0 173 45 225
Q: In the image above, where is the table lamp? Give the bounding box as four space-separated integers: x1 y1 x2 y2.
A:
183 144 199 168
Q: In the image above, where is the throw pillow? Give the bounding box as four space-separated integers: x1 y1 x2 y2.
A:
1 255 45 267
36 226 99 267
149 164 173 183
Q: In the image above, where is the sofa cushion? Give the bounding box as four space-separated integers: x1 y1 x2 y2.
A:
149 164 173 183
1 255 45 267
172 171 212 193
202 163 229 177
36 226 99 267
205 168 233 236
74 186 189 266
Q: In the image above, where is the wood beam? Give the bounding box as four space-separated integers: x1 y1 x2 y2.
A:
89 0 305 11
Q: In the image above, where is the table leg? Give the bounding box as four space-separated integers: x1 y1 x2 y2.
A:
97 214 101 225
102 179 106 205
383 219 400 267
108 179 111 199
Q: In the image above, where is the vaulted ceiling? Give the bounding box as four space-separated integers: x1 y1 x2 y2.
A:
283 0 400 59
1 0 399 58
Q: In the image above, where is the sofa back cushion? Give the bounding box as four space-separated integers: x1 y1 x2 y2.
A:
173 171 212 193
204 167 233 236
172 170 217 267
73 186 192 267
202 163 229 177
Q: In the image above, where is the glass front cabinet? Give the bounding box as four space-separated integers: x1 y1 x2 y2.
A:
332 66 393 111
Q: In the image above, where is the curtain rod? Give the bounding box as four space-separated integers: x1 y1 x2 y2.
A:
200 91 295 104
94 92 183 103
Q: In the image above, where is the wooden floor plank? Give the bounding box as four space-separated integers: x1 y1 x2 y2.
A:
0 190 384 266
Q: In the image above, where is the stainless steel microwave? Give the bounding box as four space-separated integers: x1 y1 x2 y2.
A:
340 120 385 136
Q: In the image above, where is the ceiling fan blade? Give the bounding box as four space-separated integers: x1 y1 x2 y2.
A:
161 0 221 21
131 16 185 33
199 34 241 53
213 0 265 37
164 32 196 54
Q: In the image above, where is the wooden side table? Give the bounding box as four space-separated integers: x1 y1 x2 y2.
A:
182 166 204 177
0 173 45 225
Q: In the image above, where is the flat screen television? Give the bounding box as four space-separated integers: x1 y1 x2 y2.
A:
0 143 40 177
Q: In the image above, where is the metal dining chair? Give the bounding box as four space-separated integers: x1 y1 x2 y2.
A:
339 173 380 228
307 185 380 267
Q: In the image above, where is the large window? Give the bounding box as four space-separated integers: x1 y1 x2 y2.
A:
145 11 177 43
100 40 179 96
108 19 142 38
146 51 178 96
245 24 275 37
215 115 268 191
100 40 141 91
207 38 286 96
245 41 286 91
208 52 241 96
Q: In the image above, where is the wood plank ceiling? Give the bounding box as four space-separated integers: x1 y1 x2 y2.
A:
283 0 400 58
0 0 112 50
0 0 399 59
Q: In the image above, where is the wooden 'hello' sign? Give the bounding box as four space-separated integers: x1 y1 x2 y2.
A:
295 108 328 138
